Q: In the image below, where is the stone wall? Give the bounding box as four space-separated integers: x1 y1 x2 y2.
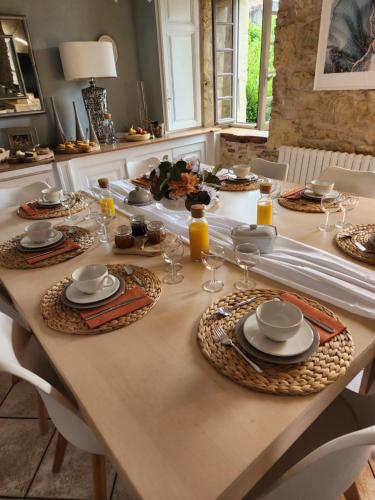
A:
268 0 375 155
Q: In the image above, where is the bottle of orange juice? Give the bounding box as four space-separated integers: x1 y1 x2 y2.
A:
257 182 273 225
189 204 209 261
98 178 116 217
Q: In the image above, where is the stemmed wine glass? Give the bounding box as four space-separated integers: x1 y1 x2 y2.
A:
94 213 111 244
234 243 260 290
201 244 225 292
161 233 184 284
319 195 341 232
270 181 281 214
336 194 359 229
83 189 98 220
60 191 77 223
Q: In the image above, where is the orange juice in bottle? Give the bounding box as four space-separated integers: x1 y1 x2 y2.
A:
98 178 116 217
257 182 273 225
189 204 209 261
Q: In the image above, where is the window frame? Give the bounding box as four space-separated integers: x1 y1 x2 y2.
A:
212 0 277 131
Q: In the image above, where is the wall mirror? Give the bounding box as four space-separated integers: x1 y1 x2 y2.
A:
0 14 44 117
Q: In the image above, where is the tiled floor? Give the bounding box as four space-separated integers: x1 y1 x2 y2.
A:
0 311 374 499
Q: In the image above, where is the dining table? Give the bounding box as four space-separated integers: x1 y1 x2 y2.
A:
0 181 374 500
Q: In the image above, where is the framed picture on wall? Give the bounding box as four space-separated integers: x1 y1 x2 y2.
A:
5 126 39 151
314 0 375 90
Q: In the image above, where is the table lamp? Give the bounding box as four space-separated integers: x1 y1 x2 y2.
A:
59 41 117 142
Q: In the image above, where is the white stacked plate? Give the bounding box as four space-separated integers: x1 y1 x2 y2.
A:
225 174 258 184
303 188 339 201
17 230 65 253
234 311 320 365
35 199 62 208
60 275 125 310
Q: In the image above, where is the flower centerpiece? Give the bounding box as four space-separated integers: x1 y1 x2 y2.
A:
150 158 221 211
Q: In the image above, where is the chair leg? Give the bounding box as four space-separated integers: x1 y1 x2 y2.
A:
344 481 361 500
92 454 107 500
359 359 375 394
52 432 68 473
37 393 49 435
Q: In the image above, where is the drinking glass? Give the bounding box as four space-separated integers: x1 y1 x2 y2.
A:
270 181 281 214
94 213 111 244
319 195 341 232
83 189 98 220
336 194 359 229
234 243 260 290
161 233 184 284
60 191 77 222
201 244 225 293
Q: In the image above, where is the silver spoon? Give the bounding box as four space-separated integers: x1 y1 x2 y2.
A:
124 265 143 287
216 297 256 317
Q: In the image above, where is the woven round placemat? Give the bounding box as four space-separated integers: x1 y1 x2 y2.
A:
220 181 260 192
0 226 95 269
278 196 325 213
41 264 162 335
17 193 89 220
197 289 353 396
336 224 375 266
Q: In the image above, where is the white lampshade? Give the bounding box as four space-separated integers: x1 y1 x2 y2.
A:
59 41 117 81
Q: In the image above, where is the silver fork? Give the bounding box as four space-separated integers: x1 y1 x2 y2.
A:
213 325 263 374
216 297 256 317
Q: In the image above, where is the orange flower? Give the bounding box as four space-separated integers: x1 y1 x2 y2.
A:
168 172 199 198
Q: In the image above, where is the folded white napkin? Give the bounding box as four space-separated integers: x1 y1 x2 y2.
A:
109 180 375 319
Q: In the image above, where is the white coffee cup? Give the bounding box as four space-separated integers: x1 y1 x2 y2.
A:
41 187 62 203
255 299 303 342
307 179 335 196
72 264 116 295
231 164 251 179
25 221 56 243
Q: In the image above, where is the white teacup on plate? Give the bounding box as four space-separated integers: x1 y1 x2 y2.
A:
306 179 335 196
231 164 251 179
72 264 116 295
255 299 303 342
25 221 56 243
41 187 62 203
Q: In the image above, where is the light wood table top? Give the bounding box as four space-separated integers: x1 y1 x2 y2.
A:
0 188 374 500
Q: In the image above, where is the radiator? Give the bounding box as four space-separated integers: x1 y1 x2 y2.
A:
278 146 375 184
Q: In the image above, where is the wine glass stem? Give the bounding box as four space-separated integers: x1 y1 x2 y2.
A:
245 267 249 284
212 268 216 285
325 212 330 228
68 206 72 220
341 209 347 225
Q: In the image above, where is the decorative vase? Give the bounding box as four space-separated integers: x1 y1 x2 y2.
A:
87 109 100 145
158 197 187 212
50 96 66 145
73 101 85 142
82 79 108 143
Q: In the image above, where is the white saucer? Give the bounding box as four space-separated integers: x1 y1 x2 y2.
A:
227 174 258 183
243 314 314 357
65 275 120 304
303 188 339 200
37 199 61 207
20 230 63 249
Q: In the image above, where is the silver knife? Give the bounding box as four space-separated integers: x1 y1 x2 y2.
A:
303 312 335 333
354 240 375 254
84 296 147 321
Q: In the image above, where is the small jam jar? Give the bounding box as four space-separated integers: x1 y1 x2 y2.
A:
130 215 148 236
114 225 135 249
147 221 165 244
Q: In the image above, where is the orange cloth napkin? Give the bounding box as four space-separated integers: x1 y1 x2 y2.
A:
280 186 305 199
280 292 346 344
24 239 80 265
20 203 49 216
80 286 153 329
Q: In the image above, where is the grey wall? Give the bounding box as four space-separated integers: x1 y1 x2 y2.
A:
131 0 164 124
0 0 143 146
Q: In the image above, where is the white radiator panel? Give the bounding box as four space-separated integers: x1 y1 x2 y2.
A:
278 146 375 184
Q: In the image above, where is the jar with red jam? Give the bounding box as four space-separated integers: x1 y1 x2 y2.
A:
114 225 135 249
147 221 165 244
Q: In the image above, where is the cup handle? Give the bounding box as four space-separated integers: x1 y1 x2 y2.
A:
48 229 56 239
103 275 116 288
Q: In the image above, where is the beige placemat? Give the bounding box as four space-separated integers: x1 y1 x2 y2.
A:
197 289 353 396
220 180 260 192
0 226 95 269
278 196 325 213
41 264 162 335
17 192 89 220
336 224 375 266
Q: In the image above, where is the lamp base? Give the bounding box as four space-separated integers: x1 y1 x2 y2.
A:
82 80 108 143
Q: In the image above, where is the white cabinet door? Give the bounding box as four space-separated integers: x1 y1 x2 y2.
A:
0 165 56 188
67 159 126 191
172 141 206 163
158 0 201 131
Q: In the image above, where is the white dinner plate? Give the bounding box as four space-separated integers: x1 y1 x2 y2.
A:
36 199 62 207
20 230 63 249
243 314 314 357
226 174 258 183
65 275 120 304
303 188 339 201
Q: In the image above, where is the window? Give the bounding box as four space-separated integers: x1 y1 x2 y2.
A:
213 0 279 129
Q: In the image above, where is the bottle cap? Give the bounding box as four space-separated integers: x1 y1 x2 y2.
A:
98 177 109 188
259 182 272 194
190 204 205 218
104 113 112 119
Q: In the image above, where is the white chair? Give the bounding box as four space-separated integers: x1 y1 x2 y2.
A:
125 156 160 178
0 181 50 209
246 388 375 500
0 323 108 500
319 166 375 198
249 158 289 181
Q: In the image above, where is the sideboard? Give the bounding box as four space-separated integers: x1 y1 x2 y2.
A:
0 128 219 190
